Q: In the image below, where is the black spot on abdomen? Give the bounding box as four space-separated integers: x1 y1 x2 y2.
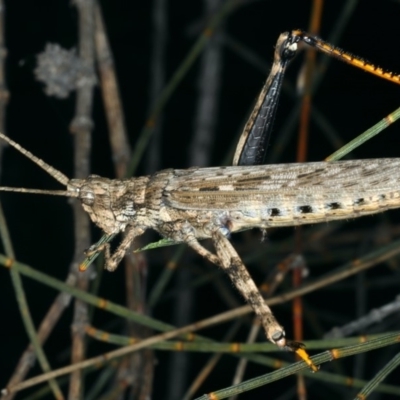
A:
298 205 313 214
269 208 281 217
327 202 342 210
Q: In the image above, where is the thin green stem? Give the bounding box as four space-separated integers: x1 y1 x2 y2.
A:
194 332 400 399
353 351 400 399
326 107 400 161
0 205 63 399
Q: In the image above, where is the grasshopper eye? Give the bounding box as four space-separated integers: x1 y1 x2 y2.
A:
80 189 95 206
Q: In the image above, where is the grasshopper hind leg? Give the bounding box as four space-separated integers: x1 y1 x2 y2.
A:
182 223 286 347
211 229 286 347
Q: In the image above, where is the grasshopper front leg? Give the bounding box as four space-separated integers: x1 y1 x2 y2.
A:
103 226 145 271
84 225 145 272
212 229 286 347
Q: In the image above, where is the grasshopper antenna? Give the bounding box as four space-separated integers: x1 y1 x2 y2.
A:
0 132 69 186
0 132 78 198
0 187 76 197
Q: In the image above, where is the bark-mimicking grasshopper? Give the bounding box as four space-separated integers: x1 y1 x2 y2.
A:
1 31 400 371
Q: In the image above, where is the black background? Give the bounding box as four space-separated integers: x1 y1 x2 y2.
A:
1 1 400 399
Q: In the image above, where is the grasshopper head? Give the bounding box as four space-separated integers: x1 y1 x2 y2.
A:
68 176 140 235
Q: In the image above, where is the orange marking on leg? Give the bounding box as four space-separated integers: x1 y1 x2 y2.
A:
294 347 319 372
